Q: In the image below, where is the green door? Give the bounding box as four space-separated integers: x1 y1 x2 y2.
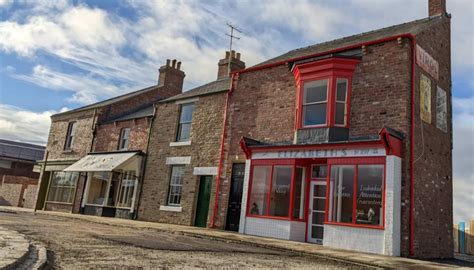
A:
194 176 212 227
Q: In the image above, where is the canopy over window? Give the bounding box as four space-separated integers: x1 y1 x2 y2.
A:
63 151 140 172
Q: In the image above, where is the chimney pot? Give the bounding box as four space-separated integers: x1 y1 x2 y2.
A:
177 61 181 70
172 59 177 68
231 50 236 58
166 59 171 67
225 51 230 59
236 52 241 60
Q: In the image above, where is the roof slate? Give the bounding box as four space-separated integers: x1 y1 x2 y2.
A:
255 15 442 67
103 105 155 124
0 139 45 161
161 78 230 103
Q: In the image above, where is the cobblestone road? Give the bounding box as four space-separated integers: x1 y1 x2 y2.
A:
0 211 369 269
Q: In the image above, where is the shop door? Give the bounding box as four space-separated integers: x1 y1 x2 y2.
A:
307 181 326 244
225 163 245 231
194 175 212 227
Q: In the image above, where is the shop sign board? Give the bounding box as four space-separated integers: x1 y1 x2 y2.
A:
436 86 448 133
420 73 432 124
416 44 439 80
252 147 385 159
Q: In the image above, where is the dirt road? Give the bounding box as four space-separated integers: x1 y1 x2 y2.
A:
0 210 368 269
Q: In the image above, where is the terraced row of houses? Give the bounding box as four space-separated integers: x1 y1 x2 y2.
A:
33 0 453 259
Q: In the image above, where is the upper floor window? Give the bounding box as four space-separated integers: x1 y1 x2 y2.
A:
176 103 194 142
293 58 359 129
118 128 131 150
64 122 76 150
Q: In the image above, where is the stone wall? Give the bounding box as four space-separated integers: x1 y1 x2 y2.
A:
94 117 150 152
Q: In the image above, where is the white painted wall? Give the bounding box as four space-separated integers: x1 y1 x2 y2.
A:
324 225 385 254
244 217 305 241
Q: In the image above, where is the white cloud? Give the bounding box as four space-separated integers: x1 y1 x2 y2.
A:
0 104 67 145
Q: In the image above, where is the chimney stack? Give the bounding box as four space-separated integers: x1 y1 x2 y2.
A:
158 58 185 92
217 51 246 79
428 0 447 17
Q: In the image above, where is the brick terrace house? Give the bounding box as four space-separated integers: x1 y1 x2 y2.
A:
138 51 245 227
35 60 185 218
0 139 45 208
208 0 452 259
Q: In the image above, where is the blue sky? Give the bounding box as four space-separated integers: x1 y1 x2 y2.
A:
0 0 472 223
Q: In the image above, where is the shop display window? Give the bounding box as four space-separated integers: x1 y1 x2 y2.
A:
47 171 79 203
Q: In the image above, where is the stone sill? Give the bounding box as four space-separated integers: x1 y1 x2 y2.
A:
159 205 182 212
169 141 191 147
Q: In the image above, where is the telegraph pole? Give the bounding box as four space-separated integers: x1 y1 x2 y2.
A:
225 23 242 74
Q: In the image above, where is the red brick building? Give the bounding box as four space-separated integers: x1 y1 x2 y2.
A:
207 0 452 259
35 59 185 218
0 139 45 208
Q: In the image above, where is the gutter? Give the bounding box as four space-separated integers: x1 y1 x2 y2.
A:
134 104 157 220
211 34 417 257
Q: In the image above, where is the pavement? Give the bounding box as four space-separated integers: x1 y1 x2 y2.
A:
0 206 472 269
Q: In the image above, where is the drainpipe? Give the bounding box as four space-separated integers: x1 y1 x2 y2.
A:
210 73 237 228
134 104 157 220
210 34 417 257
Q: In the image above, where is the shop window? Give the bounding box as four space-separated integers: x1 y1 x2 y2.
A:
302 80 328 126
106 172 121 207
330 165 355 223
87 172 110 205
356 165 384 226
311 165 327 179
64 122 76 150
167 165 185 206
292 167 305 219
328 162 384 228
117 171 136 208
176 103 194 142
47 172 79 203
269 166 292 217
248 166 271 215
118 128 131 150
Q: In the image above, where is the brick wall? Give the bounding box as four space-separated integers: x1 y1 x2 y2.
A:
94 117 150 153
0 160 38 179
0 175 38 208
411 16 453 258
138 92 226 225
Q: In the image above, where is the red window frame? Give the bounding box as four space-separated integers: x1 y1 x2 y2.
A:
293 58 359 130
246 159 306 222
324 157 386 230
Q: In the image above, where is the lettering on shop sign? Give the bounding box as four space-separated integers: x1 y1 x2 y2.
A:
416 44 439 80
275 184 290 194
357 184 382 206
252 148 385 159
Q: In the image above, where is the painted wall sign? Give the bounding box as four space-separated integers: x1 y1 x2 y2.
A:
416 44 439 80
252 148 385 159
436 86 448 133
420 73 432 124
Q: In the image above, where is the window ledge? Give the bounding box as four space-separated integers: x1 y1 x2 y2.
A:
169 141 191 147
324 222 384 230
62 149 74 153
159 205 182 212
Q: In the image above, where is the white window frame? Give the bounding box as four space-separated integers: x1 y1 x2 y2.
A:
176 103 194 142
64 122 76 150
302 79 329 127
167 165 185 206
118 128 131 150
117 171 137 209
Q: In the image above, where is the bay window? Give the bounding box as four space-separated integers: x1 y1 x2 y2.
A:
248 162 305 220
327 160 385 228
87 172 110 205
47 171 79 203
293 57 359 129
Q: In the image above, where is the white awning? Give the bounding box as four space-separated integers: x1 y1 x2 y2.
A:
63 152 139 172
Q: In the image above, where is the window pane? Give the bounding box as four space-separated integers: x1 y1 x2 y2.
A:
356 165 384 226
178 123 191 141
106 172 121 206
249 166 271 215
87 172 110 205
303 103 327 126
47 172 78 203
312 165 327 179
330 165 354 223
168 166 185 205
180 103 194 123
292 167 305 219
269 166 292 217
304 80 328 103
311 225 324 239
336 79 347 102
335 103 346 125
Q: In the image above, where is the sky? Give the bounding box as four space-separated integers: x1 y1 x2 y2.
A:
0 0 472 223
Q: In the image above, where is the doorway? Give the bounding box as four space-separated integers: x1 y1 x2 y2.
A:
307 181 326 244
194 175 212 227
225 163 245 231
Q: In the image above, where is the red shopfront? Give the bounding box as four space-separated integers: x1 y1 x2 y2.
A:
238 128 403 256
